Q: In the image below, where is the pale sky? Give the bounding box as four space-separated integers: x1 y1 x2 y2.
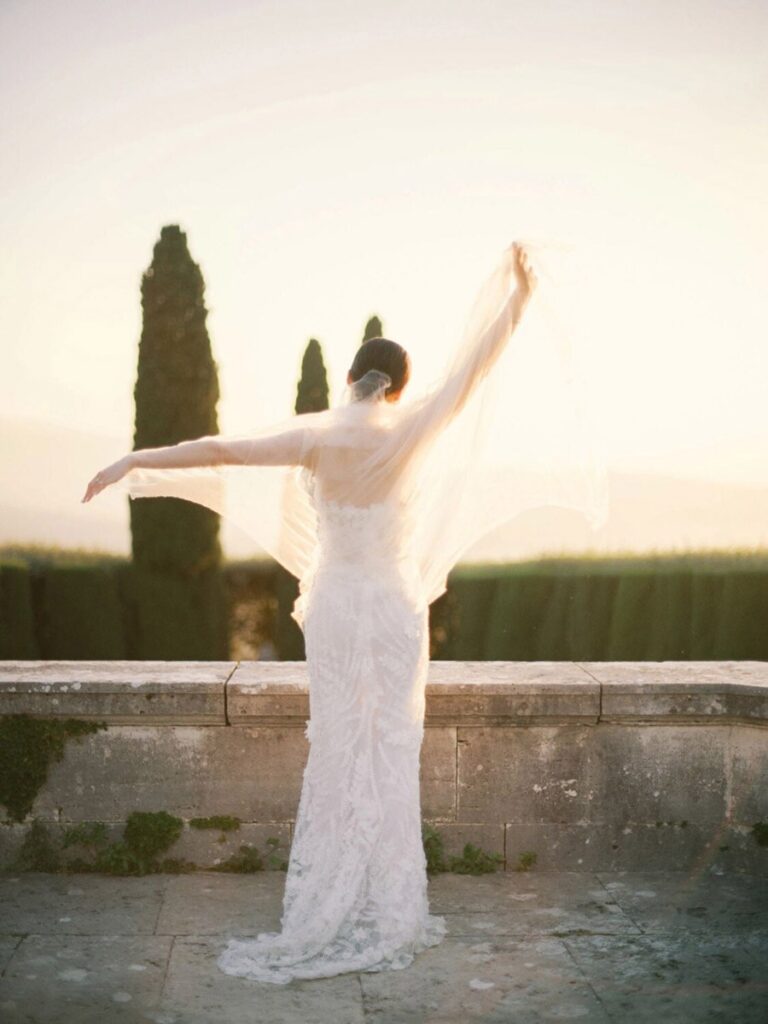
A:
2 0 767 503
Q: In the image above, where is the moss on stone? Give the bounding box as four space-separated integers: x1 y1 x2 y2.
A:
752 822 768 847
10 810 503 879
124 811 183 862
422 822 448 875
60 810 187 875
261 835 288 871
189 815 241 832
0 714 107 824
211 844 264 873
157 857 197 874
62 821 109 850
448 843 504 874
515 851 538 872
421 822 503 876
11 818 62 872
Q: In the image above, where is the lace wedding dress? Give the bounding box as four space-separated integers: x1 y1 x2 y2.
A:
217 493 446 983
113 241 609 985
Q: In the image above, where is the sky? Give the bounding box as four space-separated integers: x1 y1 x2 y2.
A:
1 0 767 554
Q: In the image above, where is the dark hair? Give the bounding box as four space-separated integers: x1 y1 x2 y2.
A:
348 337 410 397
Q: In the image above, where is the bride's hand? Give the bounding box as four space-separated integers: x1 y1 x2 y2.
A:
509 242 538 295
81 455 134 503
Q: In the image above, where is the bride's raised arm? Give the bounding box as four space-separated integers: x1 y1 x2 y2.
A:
399 242 537 455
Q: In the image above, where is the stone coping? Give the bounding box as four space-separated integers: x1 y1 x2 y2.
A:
0 660 766 727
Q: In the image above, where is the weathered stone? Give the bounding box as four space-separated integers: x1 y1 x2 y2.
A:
226 660 309 724
175 821 292 871
420 726 456 820
155 873 284 936
563 930 768 1022
161 934 365 1022
426 661 600 724
359 933 610 1022
0 819 293 875
506 821 716 873
1 660 766 874
0 873 164 935
0 660 233 724
505 822 609 872
425 822 505 863
581 660 768 723
457 725 595 824
596 870 768 934
585 723 729 826
436 876 638 937
29 724 307 823
0 933 171 1023
1 871 766 1023
0 937 21 974
729 723 768 825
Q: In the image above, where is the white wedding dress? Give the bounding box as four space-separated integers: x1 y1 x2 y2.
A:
218 493 445 984
114 242 609 985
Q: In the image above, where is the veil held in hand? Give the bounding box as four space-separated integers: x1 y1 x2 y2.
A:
114 241 609 627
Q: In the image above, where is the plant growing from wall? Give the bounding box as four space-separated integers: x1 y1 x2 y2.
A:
0 715 107 823
211 844 264 873
421 822 504 875
19 814 290 876
12 818 63 872
516 851 538 872
61 811 193 875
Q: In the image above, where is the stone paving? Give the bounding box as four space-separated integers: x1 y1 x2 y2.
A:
0 869 766 1023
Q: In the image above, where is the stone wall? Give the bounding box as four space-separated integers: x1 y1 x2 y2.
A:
1 660 766 872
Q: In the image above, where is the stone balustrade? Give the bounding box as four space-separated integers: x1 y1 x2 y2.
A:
1 660 766 873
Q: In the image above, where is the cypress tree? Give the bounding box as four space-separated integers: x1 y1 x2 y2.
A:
277 337 330 659
294 338 329 414
362 315 383 343
129 225 227 658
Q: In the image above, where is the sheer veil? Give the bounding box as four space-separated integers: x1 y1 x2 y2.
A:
403 241 610 605
113 240 609 623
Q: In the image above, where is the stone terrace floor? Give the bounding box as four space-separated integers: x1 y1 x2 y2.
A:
1 870 766 1023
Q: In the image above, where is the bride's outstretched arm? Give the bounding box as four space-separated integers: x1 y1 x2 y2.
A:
131 429 311 469
81 428 312 503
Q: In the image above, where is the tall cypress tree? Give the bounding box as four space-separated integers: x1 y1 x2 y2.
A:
129 225 226 658
294 337 329 414
362 315 383 343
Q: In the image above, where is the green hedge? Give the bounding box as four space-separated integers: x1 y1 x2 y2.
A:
1 548 767 661
0 561 39 658
125 566 229 660
432 555 768 662
38 564 127 659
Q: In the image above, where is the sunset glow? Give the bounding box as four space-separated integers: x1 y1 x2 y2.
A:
2 0 766 555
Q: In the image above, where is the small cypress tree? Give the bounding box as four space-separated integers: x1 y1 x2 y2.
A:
278 337 330 659
294 338 329 414
362 315 383 343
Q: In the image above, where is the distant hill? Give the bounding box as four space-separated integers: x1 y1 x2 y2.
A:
2 413 767 561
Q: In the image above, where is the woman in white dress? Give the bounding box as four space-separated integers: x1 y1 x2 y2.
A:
83 241 607 984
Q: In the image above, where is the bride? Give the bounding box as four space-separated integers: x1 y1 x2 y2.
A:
83 241 606 984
